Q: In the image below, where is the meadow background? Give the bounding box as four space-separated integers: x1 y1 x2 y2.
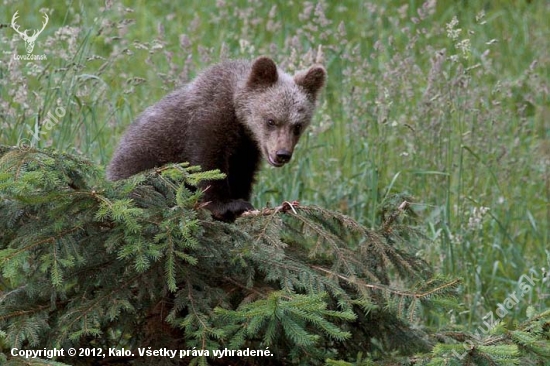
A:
1 0 548 333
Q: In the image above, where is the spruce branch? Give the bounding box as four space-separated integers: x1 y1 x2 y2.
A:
0 146 485 365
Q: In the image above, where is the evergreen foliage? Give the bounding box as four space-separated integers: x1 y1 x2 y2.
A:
0 146 549 365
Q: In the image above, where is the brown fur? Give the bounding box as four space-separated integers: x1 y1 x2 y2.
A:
107 57 326 221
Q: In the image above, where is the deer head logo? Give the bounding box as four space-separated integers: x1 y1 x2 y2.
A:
11 10 49 54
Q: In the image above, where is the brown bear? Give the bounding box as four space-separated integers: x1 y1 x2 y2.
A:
107 56 326 222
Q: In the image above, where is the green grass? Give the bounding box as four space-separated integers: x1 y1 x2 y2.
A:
1 0 548 331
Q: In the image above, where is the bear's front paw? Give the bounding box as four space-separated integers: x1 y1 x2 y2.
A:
206 199 254 223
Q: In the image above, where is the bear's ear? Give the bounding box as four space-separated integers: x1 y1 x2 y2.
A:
294 65 326 98
247 57 278 89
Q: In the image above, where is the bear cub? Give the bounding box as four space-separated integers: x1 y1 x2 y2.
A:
107 56 326 222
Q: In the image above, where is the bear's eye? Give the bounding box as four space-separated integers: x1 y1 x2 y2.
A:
293 123 303 136
266 119 276 127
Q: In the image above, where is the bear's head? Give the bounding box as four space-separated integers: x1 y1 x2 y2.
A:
235 56 326 167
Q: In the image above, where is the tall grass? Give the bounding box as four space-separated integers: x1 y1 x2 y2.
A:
1 0 548 329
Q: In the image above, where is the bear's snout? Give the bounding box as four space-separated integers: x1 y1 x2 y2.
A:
267 149 293 167
275 149 292 164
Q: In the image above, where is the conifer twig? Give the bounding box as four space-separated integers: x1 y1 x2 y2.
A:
312 265 460 298
241 200 300 217
382 200 409 232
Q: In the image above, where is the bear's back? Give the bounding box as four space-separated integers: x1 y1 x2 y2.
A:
106 60 254 181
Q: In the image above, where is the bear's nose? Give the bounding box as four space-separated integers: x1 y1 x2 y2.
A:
275 150 292 164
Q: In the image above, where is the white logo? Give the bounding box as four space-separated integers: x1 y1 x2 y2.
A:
11 10 48 54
